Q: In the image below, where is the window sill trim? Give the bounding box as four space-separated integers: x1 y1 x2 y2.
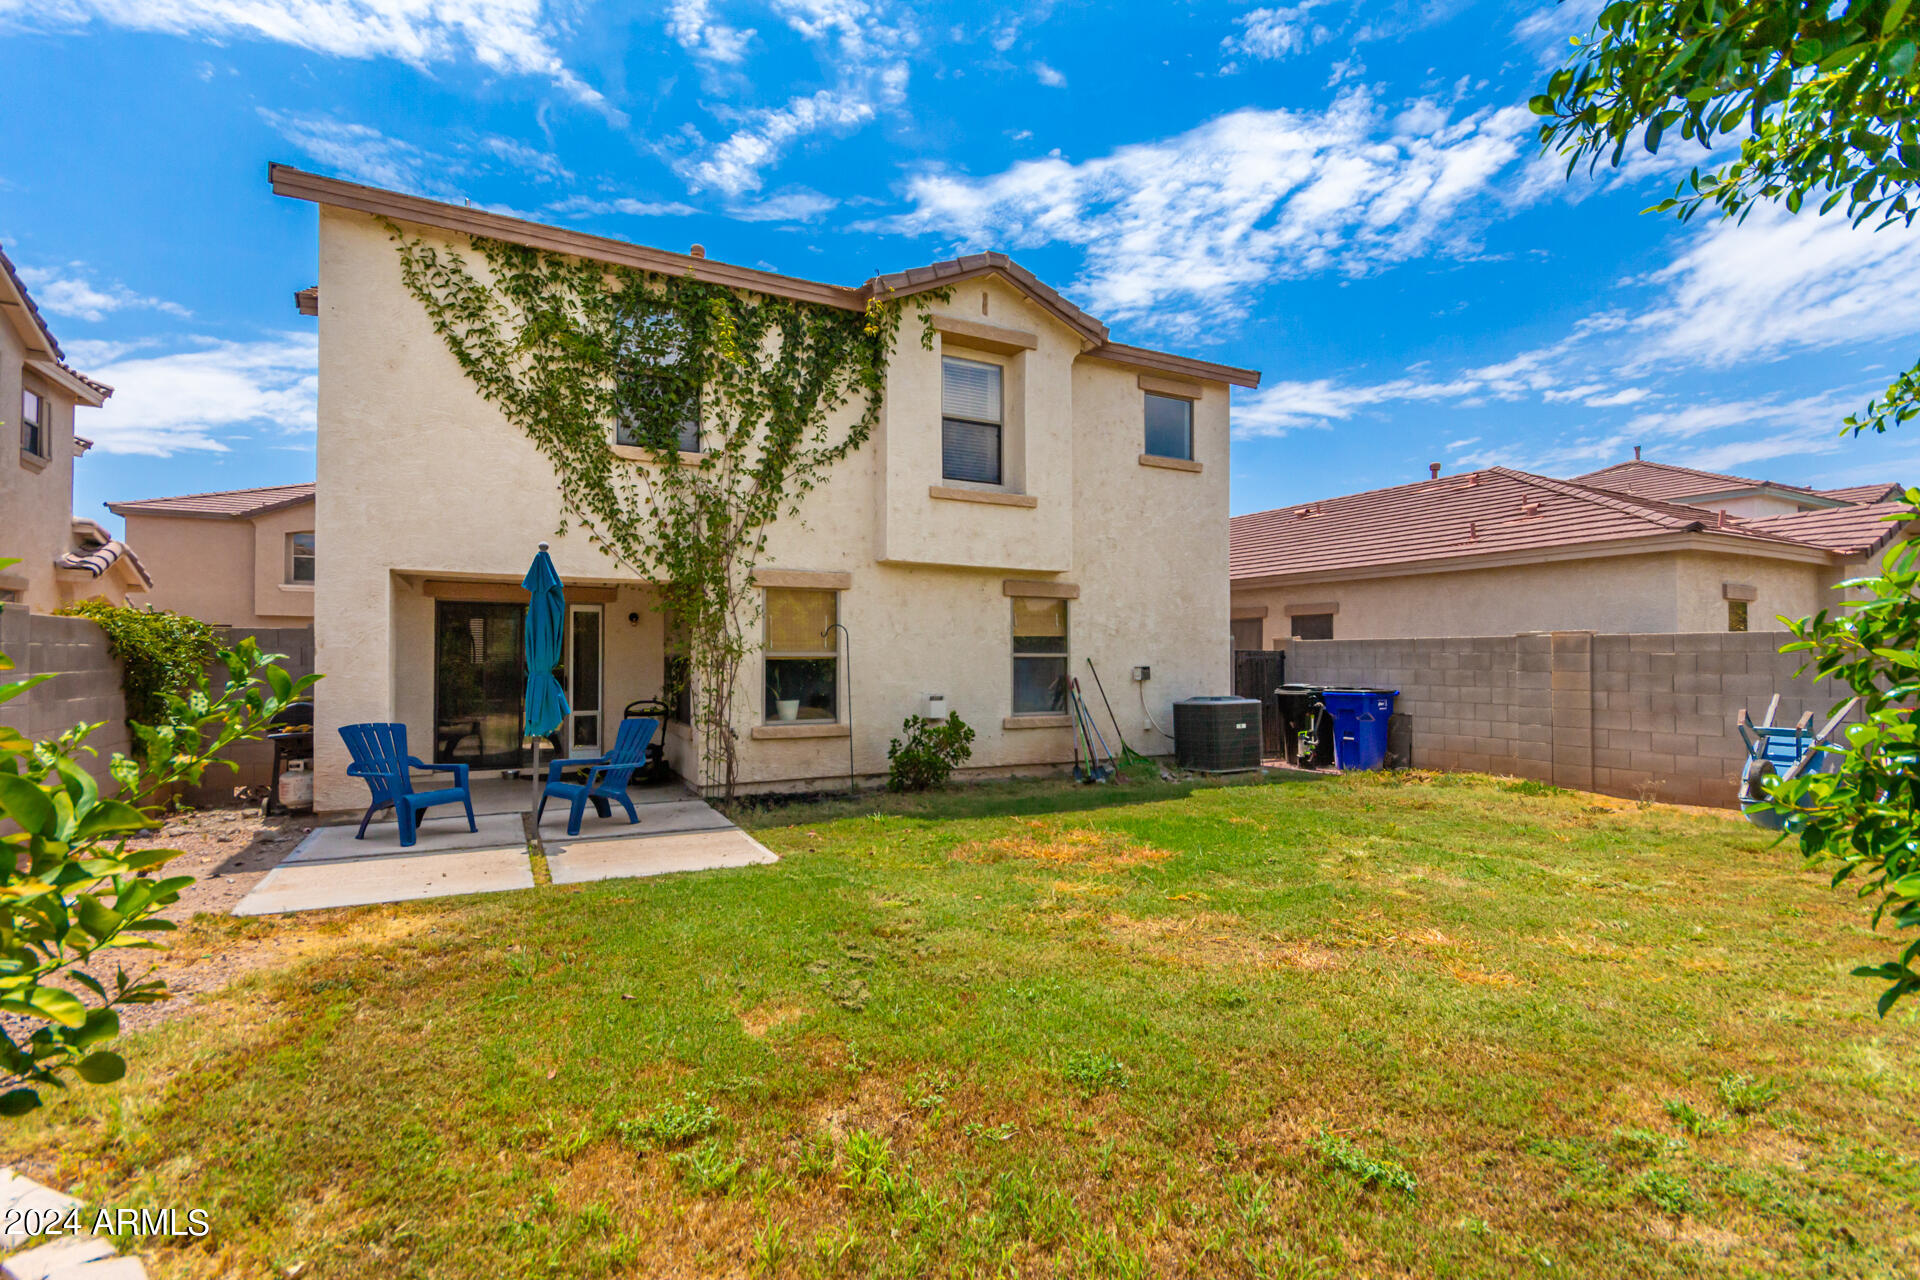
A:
1138 453 1202 473
1003 714 1073 730
280 582 316 592
929 485 1037 509
611 443 704 467
18 450 49 473
751 722 851 740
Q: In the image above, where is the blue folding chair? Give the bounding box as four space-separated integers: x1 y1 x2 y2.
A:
339 722 477 848
536 717 659 836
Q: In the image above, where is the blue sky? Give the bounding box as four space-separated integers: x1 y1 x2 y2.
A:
5 0 1919 534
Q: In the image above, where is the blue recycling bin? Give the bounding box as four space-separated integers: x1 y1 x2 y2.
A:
1320 689 1398 770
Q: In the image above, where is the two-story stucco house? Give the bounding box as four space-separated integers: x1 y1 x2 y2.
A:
0 246 150 611
106 483 316 629
271 166 1260 809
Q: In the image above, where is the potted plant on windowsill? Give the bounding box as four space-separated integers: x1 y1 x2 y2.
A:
769 669 801 723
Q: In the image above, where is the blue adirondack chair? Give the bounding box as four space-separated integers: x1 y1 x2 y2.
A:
536 716 659 836
339 722 477 848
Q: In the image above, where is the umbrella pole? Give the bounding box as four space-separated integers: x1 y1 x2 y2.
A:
530 736 541 817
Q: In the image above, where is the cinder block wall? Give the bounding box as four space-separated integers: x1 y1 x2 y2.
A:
1280 631 1858 808
0 609 131 792
0 613 316 805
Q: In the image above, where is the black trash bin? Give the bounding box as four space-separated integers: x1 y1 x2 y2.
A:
1273 685 1334 769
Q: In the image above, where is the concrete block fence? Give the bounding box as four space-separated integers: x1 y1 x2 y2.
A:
0 610 314 804
1279 631 1859 808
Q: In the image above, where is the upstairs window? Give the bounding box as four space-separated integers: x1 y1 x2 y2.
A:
287 532 316 584
1144 391 1193 461
614 310 702 453
942 356 1002 484
1012 597 1068 714
764 588 839 723
20 389 48 459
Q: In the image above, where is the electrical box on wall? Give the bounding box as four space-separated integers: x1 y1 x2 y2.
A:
1130 666 1151 682
925 694 948 719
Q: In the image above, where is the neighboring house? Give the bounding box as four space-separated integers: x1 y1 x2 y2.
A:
106 483 316 628
0 245 150 610
1230 457 1910 644
271 165 1260 809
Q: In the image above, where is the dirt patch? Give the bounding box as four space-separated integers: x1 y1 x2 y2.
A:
951 819 1170 872
1102 912 1342 971
739 1001 809 1038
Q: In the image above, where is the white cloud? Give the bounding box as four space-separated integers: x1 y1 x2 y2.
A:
668 0 914 197
878 89 1533 335
666 0 754 65
546 194 701 219
473 134 572 183
8 0 616 117
1221 3 1325 64
66 334 317 457
726 187 838 222
1032 60 1065 87
259 109 442 194
15 265 189 323
1632 206 1920 370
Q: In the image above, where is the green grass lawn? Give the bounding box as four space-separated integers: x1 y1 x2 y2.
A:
9 771 1918 1279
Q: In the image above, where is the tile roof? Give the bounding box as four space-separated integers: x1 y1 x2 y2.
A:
269 164 1260 389
1569 459 1801 502
0 242 112 398
1738 500 1915 557
107 482 316 520
56 540 153 590
1230 466 1824 582
1814 481 1905 505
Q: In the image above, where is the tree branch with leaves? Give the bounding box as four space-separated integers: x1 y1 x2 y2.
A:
0 574 319 1115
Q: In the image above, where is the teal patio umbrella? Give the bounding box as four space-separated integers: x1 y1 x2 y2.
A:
523 541 571 810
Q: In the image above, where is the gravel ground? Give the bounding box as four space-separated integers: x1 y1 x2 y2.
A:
92 806 324 1035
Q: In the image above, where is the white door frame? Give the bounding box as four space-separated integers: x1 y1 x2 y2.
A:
566 603 603 755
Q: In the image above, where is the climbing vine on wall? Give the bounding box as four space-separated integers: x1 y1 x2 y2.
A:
390 225 941 797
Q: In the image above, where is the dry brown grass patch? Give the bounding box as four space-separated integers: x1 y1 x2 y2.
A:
951 819 1170 872
738 1001 809 1038
1101 912 1344 972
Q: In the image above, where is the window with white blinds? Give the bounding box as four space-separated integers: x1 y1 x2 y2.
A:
941 356 1002 484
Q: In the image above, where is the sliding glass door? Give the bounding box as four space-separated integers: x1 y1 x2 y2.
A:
434 601 527 769
566 604 602 754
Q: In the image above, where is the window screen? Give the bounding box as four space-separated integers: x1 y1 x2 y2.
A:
1290 613 1333 641
942 356 1002 484
1144 392 1193 460
1012 597 1068 714
20 389 46 458
765 588 838 722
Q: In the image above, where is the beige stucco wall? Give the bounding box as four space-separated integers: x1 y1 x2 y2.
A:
1 319 83 612
122 502 315 629
1231 546 1843 643
308 207 1231 807
251 502 317 624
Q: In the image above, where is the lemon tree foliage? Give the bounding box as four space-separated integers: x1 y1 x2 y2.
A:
0 573 319 1114
390 227 941 797
1535 4 1920 1009
1774 510 1920 1014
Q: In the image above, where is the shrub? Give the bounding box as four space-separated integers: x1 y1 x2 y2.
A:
1 584 318 1116
54 601 221 739
886 712 975 792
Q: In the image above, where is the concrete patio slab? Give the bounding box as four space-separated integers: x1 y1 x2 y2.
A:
233 846 535 916
535 798 735 843
546 828 778 885
283 813 526 863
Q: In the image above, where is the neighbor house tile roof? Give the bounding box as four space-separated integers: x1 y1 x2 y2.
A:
0 242 113 399
1568 459 1823 503
1815 481 1905 505
1738 501 1915 557
1229 467 1833 582
107 482 316 520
